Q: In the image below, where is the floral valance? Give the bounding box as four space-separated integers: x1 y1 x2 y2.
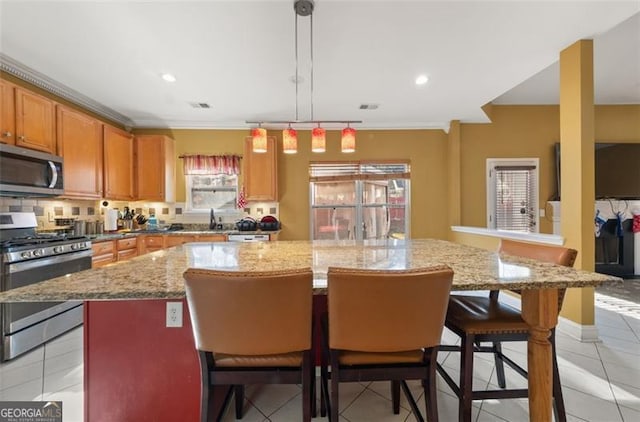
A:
181 154 242 175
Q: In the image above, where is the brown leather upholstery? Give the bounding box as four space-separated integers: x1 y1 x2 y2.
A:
184 268 313 355
215 352 303 367
446 295 528 334
322 265 454 422
328 266 453 352
183 267 315 422
439 239 578 422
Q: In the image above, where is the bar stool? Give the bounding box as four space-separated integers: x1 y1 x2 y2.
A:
437 239 577 422
321 265 454 422
183 267 314 422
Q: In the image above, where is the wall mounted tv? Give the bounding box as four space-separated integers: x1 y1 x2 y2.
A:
554 142 640 200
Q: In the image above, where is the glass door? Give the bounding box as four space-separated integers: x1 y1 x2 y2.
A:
310 181 357 240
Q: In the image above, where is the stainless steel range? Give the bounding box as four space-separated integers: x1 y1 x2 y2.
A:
1 212 91 361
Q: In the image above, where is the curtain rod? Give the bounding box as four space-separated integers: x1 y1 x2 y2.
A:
178 154 242 159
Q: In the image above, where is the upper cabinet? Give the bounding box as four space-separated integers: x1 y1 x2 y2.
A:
14 87 56 154
135 135 175 202
103 125 134 200
56 105 103 198
0 80 16 145
243 136 278 201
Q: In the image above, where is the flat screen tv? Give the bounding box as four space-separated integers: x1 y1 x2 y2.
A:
554 142 640 200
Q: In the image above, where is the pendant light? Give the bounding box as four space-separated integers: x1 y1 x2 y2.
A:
283 125 298 154
252 126 267 153
341 124 356 153
311 125 326 153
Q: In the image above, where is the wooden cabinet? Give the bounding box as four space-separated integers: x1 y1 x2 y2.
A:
117 237 138 261
135 135 175 202
196 234 227 242
57 105 103 198
243 136 277 201
103 125 134 200
14 87 56 153
92 240 116 268
139 235 165 255
0 80 15 145
164 235 196 248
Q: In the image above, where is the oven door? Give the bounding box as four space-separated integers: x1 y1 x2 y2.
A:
1 249 91 335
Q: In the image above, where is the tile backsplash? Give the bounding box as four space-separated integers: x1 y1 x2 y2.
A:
0 197 279 230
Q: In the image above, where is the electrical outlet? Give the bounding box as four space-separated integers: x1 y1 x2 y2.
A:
166 302 183 328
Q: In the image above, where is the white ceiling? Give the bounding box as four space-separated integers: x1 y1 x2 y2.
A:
1 1 639 131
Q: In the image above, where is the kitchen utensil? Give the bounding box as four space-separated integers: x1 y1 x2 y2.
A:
73 220 86 236
259 215 280 231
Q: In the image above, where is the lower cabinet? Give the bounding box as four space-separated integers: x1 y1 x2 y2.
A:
164 235 196 248
138 233 228 255
139 235 164 255
91 241 115 268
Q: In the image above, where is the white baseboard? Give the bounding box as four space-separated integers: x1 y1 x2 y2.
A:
557 317 600 342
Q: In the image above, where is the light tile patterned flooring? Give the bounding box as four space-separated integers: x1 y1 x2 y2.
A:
1 284 639 421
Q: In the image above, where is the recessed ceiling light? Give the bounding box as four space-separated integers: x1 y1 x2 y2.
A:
415 75 429 86
161 73 177 83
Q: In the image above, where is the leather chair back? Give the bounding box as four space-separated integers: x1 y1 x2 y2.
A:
328 266 454 352
184 268 313 355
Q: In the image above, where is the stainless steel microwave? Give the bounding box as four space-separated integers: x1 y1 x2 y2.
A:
0 143 64 197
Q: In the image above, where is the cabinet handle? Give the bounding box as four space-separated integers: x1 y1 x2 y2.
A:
18 135 25 141
1 131 11 138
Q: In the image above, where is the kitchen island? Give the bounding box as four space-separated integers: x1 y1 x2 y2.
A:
0 239 619 422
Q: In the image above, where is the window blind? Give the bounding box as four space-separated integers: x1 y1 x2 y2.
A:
309 161 410 182
492 165 537 232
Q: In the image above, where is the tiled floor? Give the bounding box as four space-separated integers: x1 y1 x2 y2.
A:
1 282 639 421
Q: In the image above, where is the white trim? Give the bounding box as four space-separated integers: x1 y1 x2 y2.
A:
451 225 565 246
557 318 600 342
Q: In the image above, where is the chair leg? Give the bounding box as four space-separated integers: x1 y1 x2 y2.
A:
234 385 244 419
330 351 340 422
424 348 439 422
492 341 506 389
302 351 312 422
391 380 401 414
198 352 213 422
458 335 474 422
552 335 567 422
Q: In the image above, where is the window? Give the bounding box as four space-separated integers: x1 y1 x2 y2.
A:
310 162 410 240
486 158 539 233
186 174 238 212
182 154 241 212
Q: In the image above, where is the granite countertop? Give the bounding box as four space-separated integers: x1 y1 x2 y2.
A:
0 239 620 302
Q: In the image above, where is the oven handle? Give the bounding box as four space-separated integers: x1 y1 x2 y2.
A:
8 249 92 274
48 160 58 188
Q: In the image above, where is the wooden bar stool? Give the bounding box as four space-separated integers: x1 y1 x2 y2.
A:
321 265 454 422
437 239 577 422
183 268 315 422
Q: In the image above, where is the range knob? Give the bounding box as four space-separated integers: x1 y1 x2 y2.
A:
33 249 46 257
21 251 32 259
53 246 65 253
70 243 78 250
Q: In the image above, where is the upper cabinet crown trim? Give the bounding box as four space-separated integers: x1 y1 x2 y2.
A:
0 53 134 129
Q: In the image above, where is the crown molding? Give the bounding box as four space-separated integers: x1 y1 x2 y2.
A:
0 54 134 129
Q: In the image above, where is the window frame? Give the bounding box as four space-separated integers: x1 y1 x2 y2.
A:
184 173 239 214
486 158 539 233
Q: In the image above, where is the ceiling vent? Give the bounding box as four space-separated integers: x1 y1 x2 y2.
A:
189 102 211 109
359 104 379 110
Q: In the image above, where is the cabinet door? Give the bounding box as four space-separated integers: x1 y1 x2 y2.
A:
165 236 196 248
196 234 227 242
135 135 175 202
117 248 138 261
244 136 277 201
57 105 103 198
103 125 134 200
0 80 16 145
14 87 56 153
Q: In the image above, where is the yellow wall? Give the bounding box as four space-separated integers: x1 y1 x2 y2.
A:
459 105 640 233
134 128 450 240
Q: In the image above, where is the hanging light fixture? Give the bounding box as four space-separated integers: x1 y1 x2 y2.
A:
283 125 298 154
341 124 356 153
311 125 326 152
252 125 267 153
246 1 361 153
